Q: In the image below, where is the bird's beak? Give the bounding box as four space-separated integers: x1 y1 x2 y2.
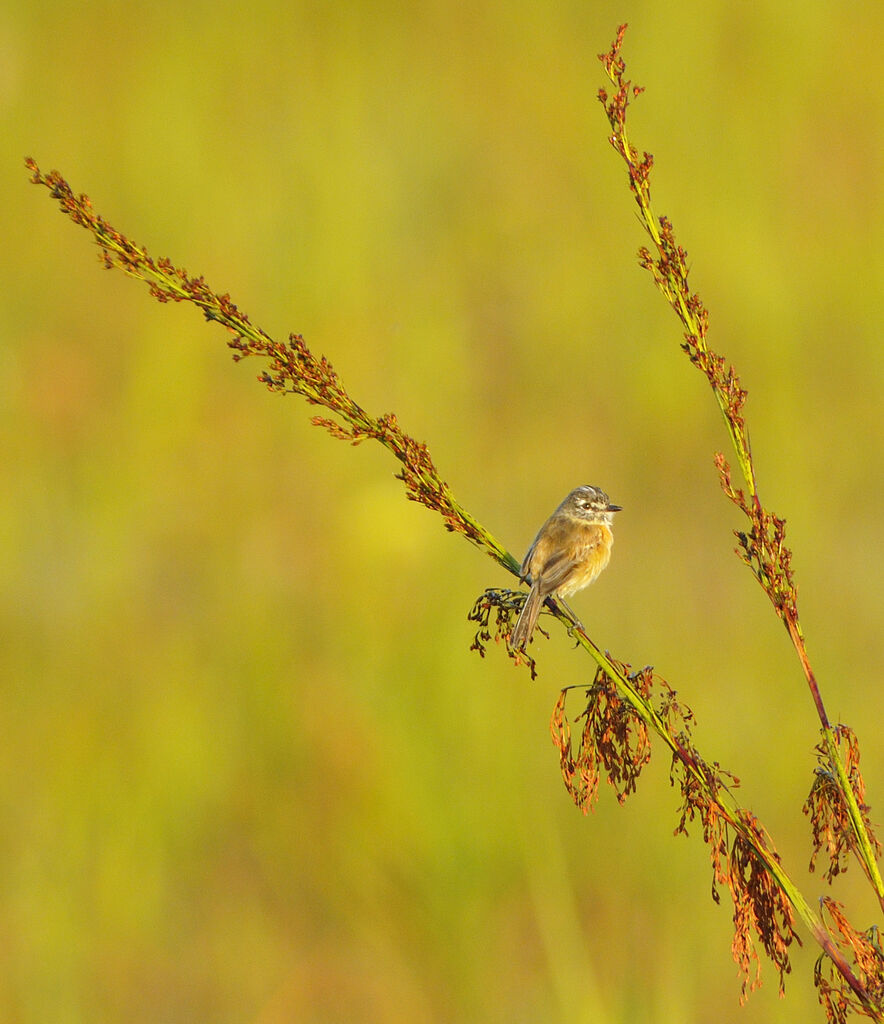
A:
607 503 623 512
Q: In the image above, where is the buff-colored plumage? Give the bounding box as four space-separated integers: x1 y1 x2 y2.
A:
511 485 620 650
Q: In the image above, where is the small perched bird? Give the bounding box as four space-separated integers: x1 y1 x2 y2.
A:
511 485 621 650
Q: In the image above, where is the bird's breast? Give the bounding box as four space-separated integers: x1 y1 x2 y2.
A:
557 523 614 597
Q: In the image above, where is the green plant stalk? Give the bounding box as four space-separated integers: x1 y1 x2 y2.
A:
623 150 755 493
599 46 883 908
785 614 884 905
830 732 884 901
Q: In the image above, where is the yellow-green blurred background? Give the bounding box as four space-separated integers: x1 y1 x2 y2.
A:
3 2 883 1021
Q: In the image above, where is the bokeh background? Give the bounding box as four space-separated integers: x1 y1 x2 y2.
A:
3 2 883 1021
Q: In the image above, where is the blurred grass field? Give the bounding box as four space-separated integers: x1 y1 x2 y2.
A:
2 1 883 1021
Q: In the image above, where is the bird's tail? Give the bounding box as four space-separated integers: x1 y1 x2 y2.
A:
511 585 543 651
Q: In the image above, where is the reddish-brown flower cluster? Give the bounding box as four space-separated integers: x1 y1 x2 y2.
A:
815 899 884 1023
715 454 798 621
805 727 882 888
727 811 801 1001
468 588 539 679
550 665 653 812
